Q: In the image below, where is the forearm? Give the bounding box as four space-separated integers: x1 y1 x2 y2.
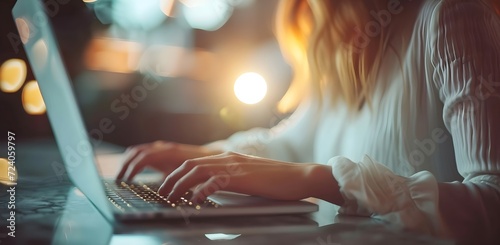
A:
438 180 500 244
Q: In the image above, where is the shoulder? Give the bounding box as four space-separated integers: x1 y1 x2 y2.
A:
421 0 498 30
421 0 495 14
418 0 500 59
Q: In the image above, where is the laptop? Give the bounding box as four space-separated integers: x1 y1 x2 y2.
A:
12 0 317 222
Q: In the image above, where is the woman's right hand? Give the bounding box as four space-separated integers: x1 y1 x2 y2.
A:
116 141 223 181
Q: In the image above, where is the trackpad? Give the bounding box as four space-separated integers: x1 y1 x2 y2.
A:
209 192 311 207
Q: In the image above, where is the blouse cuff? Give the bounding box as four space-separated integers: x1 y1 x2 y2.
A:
329 155 447 236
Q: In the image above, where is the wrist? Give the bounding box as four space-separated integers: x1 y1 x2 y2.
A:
305 164 344 205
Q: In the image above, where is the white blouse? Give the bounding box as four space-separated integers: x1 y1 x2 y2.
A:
218 0 500 243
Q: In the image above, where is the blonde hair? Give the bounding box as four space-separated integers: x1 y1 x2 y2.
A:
275 0 391 112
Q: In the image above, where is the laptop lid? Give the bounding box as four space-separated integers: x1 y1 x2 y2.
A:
12 0 114 222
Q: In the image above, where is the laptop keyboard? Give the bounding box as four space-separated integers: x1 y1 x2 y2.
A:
104 181 219 212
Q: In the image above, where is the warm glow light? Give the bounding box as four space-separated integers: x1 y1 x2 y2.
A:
0 158 17 186
83 0 97 2
22 80 46 115
84 38 142 74
234 72 267 104
0 59 27 93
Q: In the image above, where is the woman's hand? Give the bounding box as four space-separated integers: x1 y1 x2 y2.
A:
157 152 343 204
116 141 223 181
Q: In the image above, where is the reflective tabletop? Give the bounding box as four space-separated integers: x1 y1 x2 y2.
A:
0 140 453 245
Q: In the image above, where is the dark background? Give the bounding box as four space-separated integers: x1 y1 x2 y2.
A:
0 0 291 147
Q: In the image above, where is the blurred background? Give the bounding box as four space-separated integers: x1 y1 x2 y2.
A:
0 0 293 148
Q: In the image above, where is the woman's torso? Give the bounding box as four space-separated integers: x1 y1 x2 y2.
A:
312 0 461 181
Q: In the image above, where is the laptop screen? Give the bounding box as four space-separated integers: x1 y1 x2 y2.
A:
12 0 289 221
12 0 114 221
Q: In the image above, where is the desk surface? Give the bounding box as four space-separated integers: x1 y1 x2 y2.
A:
0 140 452 245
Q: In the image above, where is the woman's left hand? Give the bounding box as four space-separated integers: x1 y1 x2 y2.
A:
157 152 339 203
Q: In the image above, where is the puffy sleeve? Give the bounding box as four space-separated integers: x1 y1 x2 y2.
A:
329 1 500 243
208 97 320 163
430 0 500 243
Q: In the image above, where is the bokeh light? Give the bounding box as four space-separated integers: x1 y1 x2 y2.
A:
182 0 233 31
84 38 142 74
112 0 167 30
22 80 46 115
0 59 27 93
15 18 30 44
0 158 17 186
234 72 267 104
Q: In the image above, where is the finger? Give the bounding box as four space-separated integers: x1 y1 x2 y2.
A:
122 142 173 181
124 153 150 181
118 141 168 180
158 153 238 195
165 164 224 201
116 144 149 180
